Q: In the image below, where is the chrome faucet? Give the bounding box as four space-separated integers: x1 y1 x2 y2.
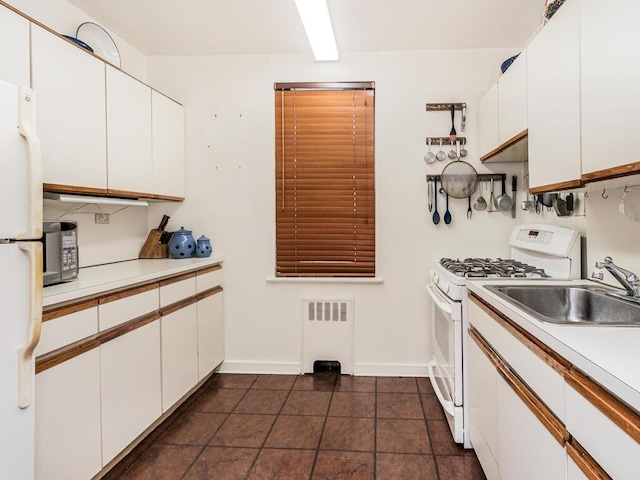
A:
592 257 640 298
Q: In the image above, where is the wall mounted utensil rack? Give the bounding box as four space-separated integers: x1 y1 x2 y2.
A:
425 102 467 131
426 137 466 146
426 173 505 183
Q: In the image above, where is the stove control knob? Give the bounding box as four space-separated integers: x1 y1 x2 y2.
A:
443 283 449 294
433 272 439 284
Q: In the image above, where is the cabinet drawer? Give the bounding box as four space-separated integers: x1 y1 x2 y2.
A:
160 275 196 307
566 373 638 480
196 266 222 293
469 295 568 421
99 286 159 331
36 305 98 356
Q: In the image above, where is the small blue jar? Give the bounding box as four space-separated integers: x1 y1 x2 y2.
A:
196 235 212 258
169 227 196 258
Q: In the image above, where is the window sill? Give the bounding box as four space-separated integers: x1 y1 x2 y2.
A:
266 276 383 285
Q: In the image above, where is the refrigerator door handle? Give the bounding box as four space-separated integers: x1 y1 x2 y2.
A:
17 86 42 240
17 242 43 409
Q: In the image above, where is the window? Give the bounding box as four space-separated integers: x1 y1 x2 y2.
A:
274 82 375 277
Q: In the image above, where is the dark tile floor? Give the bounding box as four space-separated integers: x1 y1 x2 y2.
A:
104 373 486 480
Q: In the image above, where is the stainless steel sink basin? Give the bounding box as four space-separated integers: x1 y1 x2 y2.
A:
485 285 640 326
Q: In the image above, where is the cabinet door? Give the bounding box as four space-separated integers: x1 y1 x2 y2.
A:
197 290 224 380
581 0 640 177
468 336 501 480
478 83 499 158
161 304 198 411
0 5 30 86
527 0 581 190
36 350 102 480
497 375 566 480
152 91 185 199
100 320 162 464
106 66 153 196
498 50 528 144
31 25 107 191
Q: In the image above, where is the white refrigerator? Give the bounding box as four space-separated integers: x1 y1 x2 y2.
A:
0 79 43 479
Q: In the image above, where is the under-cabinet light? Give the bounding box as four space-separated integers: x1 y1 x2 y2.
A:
294 0 339 61
43 192 149 207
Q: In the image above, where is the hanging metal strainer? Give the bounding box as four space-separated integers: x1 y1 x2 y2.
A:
439 159 479 199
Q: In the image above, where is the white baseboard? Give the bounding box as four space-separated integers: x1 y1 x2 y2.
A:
353 363 429 377
218 360 429 377
217 360 301 375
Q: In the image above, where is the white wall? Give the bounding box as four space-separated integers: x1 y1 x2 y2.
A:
147 49 532 375
585 186 640 286
43 203 149 268
5 0 146 80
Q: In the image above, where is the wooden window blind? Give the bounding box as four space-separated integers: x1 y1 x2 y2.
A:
275 83 375 277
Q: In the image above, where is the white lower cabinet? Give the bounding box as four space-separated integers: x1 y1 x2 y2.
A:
497 376 565 480
468 337 501 480
197 290 224 380
100 320 162 464
161 303 199 411
36 349 102 480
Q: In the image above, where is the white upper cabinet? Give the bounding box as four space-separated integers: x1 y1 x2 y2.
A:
498 50 528 144
581 0 640 178
152 91 185 199
478 83 499 158
0 5 30 87
31 25 107 191
478 52 528 162
527 0 581 190
106 66 153 195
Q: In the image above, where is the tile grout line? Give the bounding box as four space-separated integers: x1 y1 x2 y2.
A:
373 377 379 480
308 374 337 480
242 374 298 480
179 374 258 480
418 385 442 480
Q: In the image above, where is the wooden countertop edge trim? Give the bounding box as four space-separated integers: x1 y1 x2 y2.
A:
159 271 196 287
160 296 198 317
43 298 98 322
195 264 223 276
98 282 159 305
567 438 612 480
566 367 640 445
195 286 223 301
469 327 568 445
43 183 109 196
469 293 571 375
529 178 583 195
36 311 161 373
479 129 528 163
582 162 640 183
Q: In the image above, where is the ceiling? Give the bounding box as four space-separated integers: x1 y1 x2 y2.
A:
66 0 545 57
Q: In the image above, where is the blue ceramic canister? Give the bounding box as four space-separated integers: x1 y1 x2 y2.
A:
169 227 196 258
196 235 212 258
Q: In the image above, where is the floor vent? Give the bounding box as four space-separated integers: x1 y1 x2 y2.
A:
313 360 341 374
302 298 354 375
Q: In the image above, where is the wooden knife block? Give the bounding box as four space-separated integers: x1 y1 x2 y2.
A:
139 229 170 259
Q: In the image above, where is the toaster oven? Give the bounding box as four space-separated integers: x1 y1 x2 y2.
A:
43 221 78 286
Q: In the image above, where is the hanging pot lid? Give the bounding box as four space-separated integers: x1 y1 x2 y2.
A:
440 159 479 199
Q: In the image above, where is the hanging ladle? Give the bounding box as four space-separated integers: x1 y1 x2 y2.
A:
474 181 487 211
432 177 441 224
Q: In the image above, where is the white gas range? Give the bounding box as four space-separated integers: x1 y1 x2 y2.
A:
426 224 581 448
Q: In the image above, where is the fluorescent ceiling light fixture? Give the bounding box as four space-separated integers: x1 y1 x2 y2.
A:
43 192 149 207
294 0 339 61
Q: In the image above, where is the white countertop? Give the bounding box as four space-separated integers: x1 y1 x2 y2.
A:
43 255 224 307
466 279 640 413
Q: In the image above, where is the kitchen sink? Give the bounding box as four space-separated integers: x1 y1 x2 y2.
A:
485 285 640 326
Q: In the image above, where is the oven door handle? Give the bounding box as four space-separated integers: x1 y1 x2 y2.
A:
426 284 453 315
428 359 456 416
